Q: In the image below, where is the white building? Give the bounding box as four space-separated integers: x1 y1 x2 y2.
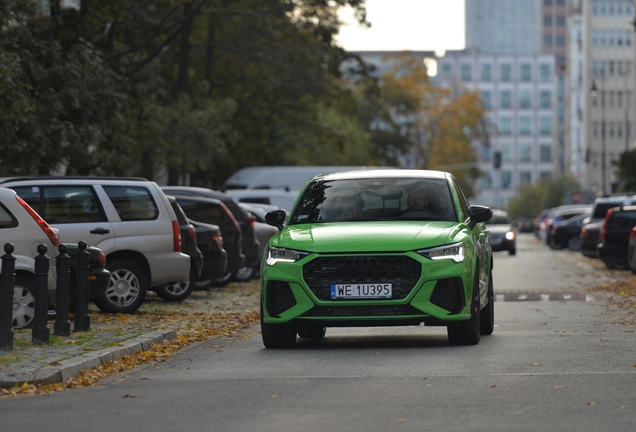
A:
465 0 538 54
437 50 558 209
581 0 636 195
566 14 586 183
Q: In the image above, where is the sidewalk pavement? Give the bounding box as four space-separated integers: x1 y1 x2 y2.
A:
0 282 261 390
0 313 177 389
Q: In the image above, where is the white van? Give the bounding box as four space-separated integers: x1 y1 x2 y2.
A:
226 189 299 212
224 166 392 191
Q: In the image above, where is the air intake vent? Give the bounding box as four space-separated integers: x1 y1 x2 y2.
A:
430 278 464 313
266 281 296 317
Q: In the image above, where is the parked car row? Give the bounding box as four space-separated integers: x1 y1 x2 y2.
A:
533 194 636 273
0 176 276 329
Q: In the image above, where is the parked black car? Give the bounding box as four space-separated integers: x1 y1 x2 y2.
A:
597 205 636 269
580 196 636 258
172 195 244 287
627 226 636 274
549 213 590 251
190 220 228 290
161 186 260 282
153 197 204 301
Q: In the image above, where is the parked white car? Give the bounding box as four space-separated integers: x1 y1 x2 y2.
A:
0 177 190 314
0 187 59 327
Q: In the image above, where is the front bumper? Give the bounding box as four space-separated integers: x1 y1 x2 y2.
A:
261 251 475 326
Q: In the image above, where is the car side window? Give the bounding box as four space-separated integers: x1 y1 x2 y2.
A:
104 186 159 221
12 185 105 223
0 203 18 229
177 200 225 224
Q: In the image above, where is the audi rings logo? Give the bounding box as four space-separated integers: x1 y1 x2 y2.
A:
343 257 379 271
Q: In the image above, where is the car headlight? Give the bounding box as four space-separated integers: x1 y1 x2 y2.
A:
505 231 515 240
417 242 465 263
266 246 309 266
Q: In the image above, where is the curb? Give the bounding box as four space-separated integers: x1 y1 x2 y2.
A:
0 329 177 389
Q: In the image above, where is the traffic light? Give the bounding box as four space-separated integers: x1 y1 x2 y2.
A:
493 151 501 169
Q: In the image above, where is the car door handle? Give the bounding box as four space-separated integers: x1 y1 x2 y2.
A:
90 228 110 235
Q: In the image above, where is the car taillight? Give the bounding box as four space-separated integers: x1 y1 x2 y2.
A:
212 233 224 250
581 227 588 238
630 227 636 239
187 226 197 243
97 252 107 267
16 195 61 247
172 220 182 252
601 209 613 243
247 215 256 226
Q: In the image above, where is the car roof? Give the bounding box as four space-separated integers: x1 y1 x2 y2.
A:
169 194 223 205
314 169 449 182
0 176 149 183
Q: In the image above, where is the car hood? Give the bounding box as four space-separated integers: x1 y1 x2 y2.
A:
271 221 463 253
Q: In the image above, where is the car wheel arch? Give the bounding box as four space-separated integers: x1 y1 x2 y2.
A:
105 250 150 285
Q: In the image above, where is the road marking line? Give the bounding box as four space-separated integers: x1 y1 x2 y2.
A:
541 294 550 301
518 294 527 300
586 295 595 302
563 294 572 300
496 294 505 302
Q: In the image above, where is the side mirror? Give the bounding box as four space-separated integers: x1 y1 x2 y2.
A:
265 209 287 230
466 205 492 229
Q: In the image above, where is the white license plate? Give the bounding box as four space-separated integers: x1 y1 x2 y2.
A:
330 283 392 299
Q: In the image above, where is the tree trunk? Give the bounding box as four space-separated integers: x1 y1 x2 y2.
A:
205 9 216 86
176 1 194 95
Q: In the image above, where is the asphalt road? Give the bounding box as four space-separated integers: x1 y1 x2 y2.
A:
1 234 634 431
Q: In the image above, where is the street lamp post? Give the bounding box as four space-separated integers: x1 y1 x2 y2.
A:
591 80 606 195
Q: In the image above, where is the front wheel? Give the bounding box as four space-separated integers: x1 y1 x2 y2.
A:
261 305 297 348
447 272 481 345
480 272 494 335
94 260 147 313
155 268 195 301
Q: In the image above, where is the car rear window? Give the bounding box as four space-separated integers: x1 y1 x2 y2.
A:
609 210 636 228
176 199 226 225
0 202 18 229
104 186 159 221
592 202 623 219
12 185 104 224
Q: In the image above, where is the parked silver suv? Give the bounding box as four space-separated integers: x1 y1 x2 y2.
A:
0 177 190 313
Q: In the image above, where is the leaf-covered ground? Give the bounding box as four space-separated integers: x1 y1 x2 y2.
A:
1 280 260 398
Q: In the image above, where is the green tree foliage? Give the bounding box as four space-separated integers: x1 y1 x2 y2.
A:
613 148 636 192
507 174 581 220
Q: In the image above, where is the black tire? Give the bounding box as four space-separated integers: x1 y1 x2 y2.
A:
447 271 481 345
480 271 494 336
261 305 297 348
213 271 233 287
232 266 256 283
12 275 36 329
94 260 147 313
508 247 516 256
297 326 326 339
193 278 214 291
567 235 580 251
155 268 195 301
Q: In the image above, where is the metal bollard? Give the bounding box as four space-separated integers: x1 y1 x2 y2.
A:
74 241 90 332
32 244 50 345
54 244 71 336
0 243 16 351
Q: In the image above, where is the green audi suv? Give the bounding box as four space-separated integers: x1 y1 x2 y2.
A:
259 170 494 348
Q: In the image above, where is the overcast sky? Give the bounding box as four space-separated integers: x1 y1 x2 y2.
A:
335 0 465 55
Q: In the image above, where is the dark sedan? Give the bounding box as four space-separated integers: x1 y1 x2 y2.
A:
485 209 516 255
549 213 590 251
190 220 228 290
598 206 636 269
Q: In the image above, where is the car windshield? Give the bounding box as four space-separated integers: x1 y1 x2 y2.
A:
288 178 457 224
485 213 510 225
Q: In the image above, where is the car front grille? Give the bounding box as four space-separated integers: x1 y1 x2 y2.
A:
429 277 464 313
302 255 422 301
301 304 423 317
266 280 296 317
